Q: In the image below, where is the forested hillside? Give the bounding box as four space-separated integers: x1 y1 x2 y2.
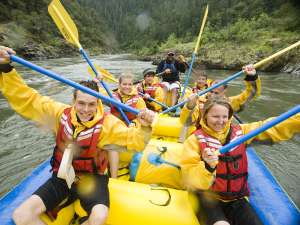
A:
83 0 300 71
0 0 299 72
0 0 117 58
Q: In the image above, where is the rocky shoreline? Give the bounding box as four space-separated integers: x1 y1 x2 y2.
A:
139 51 300 75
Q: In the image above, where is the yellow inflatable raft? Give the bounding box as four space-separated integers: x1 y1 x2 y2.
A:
41 115 198 225
41 179 200 225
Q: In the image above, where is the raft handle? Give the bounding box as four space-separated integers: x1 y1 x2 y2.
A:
149 188 171 207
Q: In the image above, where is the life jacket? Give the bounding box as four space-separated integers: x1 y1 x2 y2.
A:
162 60 179 82
192 85 208 93
141 82 161 98
110 92 140 121
194 124 249 200
51 107 108 175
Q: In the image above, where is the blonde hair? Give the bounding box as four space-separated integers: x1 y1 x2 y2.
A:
202 95 233 120
119 73 134 84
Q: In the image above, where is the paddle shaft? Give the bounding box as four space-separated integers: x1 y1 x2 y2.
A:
10 55 140 115
80 49 131 124
49 0 131 124
181 5 208 99
162 40 300 114
162 70 244 114
181 52 196 98
138 92 168 109
219 105 300 154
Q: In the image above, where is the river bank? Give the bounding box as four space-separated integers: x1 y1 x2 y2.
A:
138 43 300 75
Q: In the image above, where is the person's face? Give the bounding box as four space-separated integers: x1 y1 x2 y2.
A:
144 74 155 85
166 54 174 61
196 76 207 88
74 91 98 122
208 86 225 98
119 78 133 95
206 104 229 132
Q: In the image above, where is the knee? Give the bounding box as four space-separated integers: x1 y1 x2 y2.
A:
213 221 230 225
171 88 178 94
88 205 108 225
13 195 45 225
13 206 29 225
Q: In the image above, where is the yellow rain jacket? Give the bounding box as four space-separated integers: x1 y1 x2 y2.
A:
181 113 300 190
137 81 164 112
113 89 147 111
0 69 152 155
180 78 261 129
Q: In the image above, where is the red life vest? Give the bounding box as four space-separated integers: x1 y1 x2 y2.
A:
194 124 249 200
141 82 161 98
192 85 208 93
51 107 108 175
110 92 140 121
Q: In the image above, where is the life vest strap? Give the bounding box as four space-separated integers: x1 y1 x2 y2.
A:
216 172 248 180
219 154 242 162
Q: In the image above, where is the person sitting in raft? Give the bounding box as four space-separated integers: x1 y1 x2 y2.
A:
0 46 156 225
181 95 300 225
192 70 212 93
111 74 147 124
180 64 261 130
136 68 164 112
156 51 188 107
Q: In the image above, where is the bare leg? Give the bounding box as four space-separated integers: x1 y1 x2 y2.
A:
213 221 230 225
81 204 109 225
170 88 178 107
108 150 119 178
162 86 168 105
13 195 47 225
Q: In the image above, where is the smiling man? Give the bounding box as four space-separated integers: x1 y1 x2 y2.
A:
0 46 156 225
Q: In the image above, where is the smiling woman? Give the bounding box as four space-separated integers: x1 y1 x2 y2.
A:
181 95 300 225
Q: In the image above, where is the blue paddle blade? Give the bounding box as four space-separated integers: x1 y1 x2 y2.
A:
147 153 162 166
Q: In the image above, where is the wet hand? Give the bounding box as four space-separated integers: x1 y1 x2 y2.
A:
143 93 151 100
186 94 198 110
0 46 15 64
243 64 256 76
137 109 156 127
92 76 103 88
202 147 219 168
164 68 171 74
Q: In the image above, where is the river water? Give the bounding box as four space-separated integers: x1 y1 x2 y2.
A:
0 55 299 209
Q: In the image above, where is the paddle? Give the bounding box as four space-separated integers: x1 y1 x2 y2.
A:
87 65 118 83
180 5 209 98
88 65 169 109
219 105 300 154
48 0 130 125
162 40 300 114
138 92 169 109
10 55 140 115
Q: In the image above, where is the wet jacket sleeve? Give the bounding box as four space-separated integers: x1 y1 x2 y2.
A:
98 114 152 151
181 134 215 190
180 104 201 125
241 113 300 144
148 86 164 111
136 97 147 110
0 69 67 133
229 77 261 112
